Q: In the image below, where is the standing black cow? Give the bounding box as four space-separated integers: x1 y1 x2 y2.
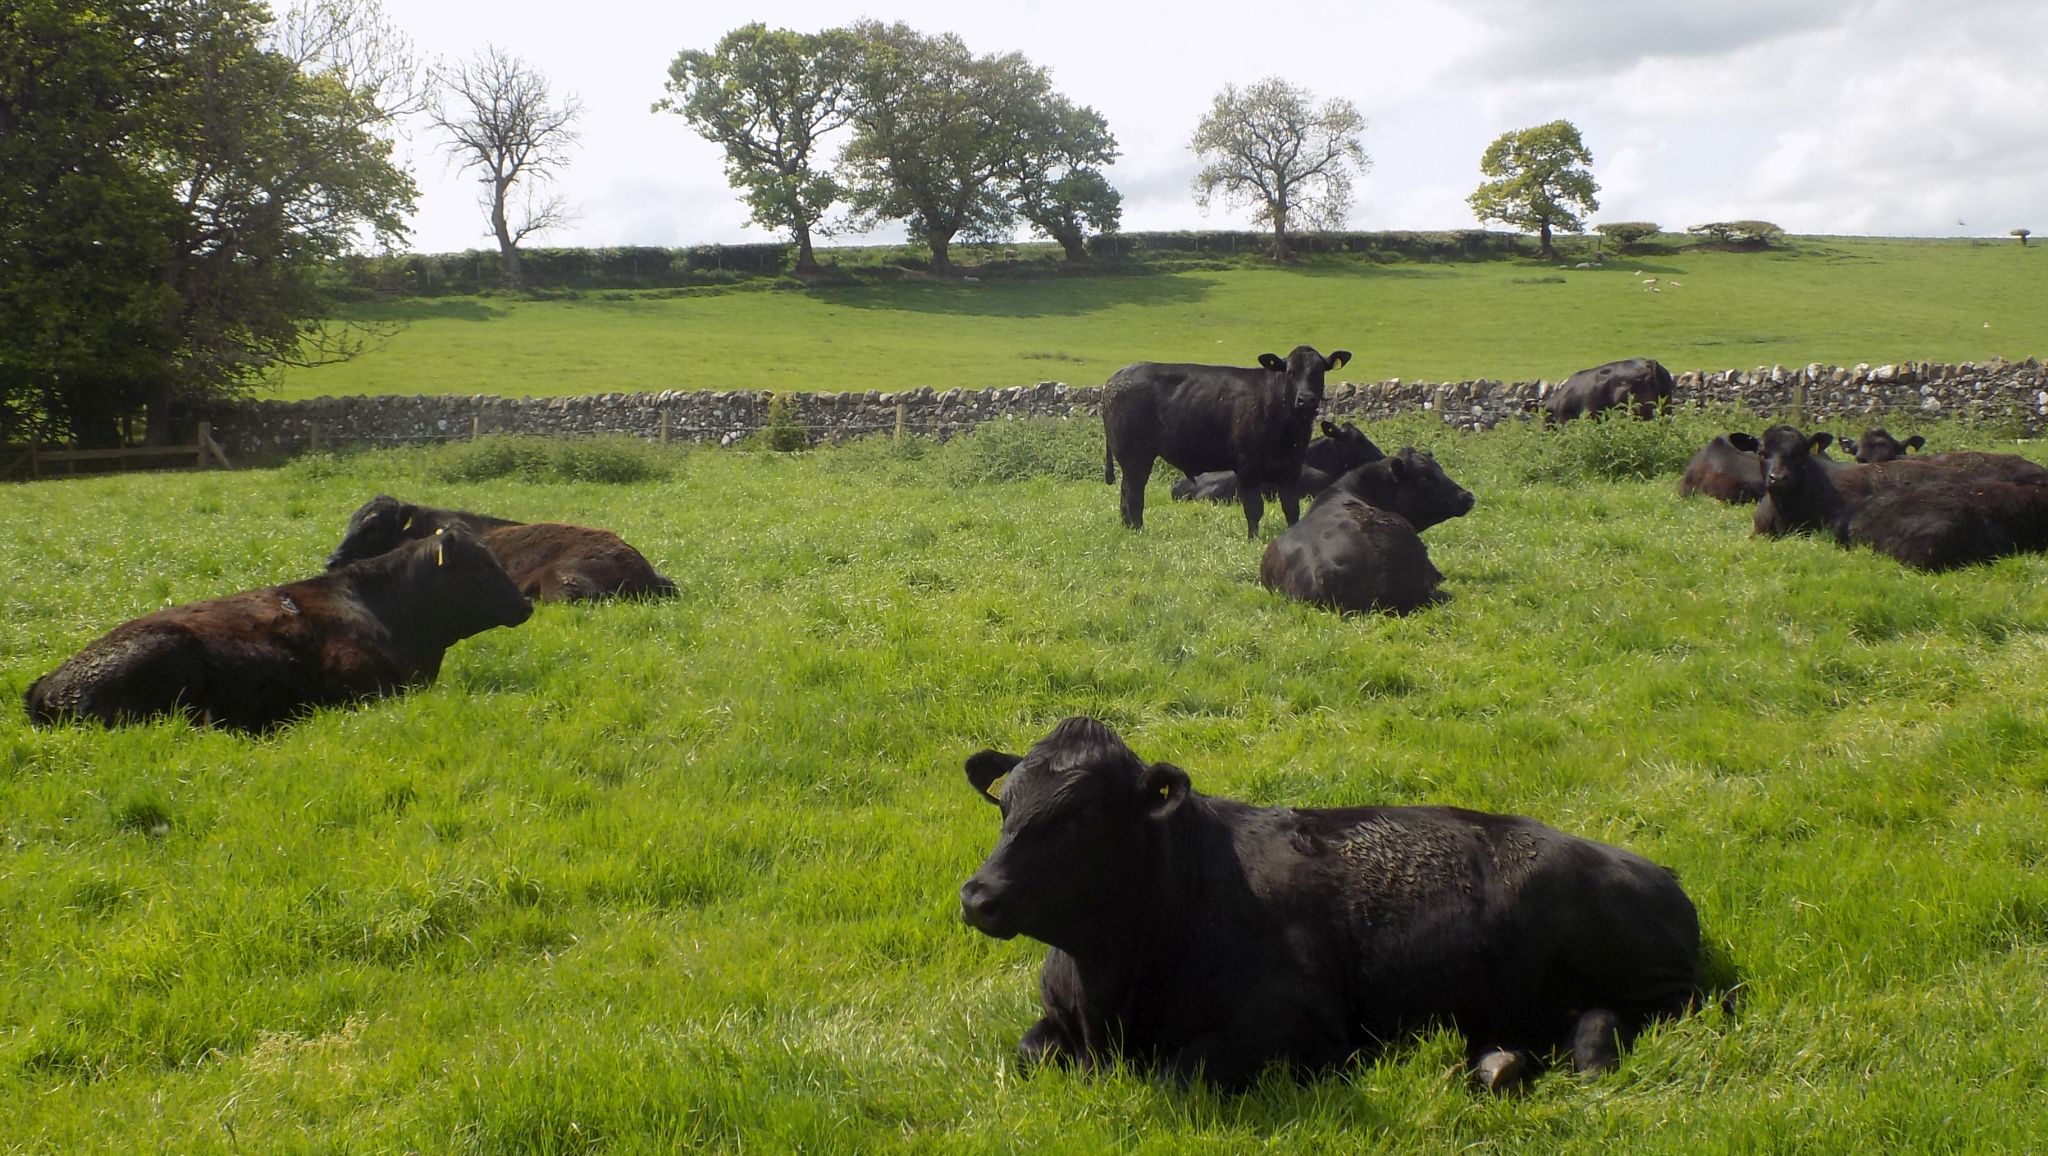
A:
959 718 1702 1092
1543 358 1675 424
1841 428 1926 464
327 496 675 602
1171 419 1385 504
1103 346 1351 537
25 528 531 731
1259 448 1476 614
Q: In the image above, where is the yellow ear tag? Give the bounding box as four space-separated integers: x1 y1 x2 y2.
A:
985 772 1009 801
401 515 413 531
434 527 445 566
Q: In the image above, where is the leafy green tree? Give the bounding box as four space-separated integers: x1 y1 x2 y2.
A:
0 0 418 446
1468 120 1600 261
0 0 181 446
841 22 1116 275
1595 221 1661 252
1189 78 1367 260
657 24 858 274
1008 96 1120 262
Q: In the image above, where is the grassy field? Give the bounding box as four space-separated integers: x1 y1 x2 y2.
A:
6 412 2048 1151
280 237 2048 401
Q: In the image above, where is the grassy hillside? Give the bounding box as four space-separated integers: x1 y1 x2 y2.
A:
6 414 2048 1150
280 237 2048 401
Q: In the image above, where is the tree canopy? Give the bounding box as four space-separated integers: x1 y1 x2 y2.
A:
657 24 859 274
430 45 581 289
840 22 1116 274
0 0 418 446
1189 78 1368 260
1468 120 1599 261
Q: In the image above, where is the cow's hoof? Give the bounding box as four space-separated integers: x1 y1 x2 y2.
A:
1470 1049 1532 1095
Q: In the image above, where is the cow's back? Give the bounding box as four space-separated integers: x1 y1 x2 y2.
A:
480 523 675 602
1287 805 1701 1044
1261 497 1443 614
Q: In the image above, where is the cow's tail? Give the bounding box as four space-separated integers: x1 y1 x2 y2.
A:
1103 433 1116 484
1101 375 1122 484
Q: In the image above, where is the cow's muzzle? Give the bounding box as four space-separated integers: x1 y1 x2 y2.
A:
959 876 1016 939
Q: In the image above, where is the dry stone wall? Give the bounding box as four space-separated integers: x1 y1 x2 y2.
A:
195 357 2048 463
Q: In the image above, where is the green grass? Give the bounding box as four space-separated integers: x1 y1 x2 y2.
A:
279 237 2048 401
6 413 2048 1150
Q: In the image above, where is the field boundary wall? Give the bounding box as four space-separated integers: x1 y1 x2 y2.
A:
190 357 2048 462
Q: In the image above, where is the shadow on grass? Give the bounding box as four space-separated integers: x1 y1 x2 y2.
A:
336 297 511 323
811 273 1214 318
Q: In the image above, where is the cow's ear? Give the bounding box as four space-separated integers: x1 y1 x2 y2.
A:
965 750 1022 804
1727 432 1758 452
1321 420 1340 438
1143 762 1190 820
1809 432 1833 453
1841 439 1860 457
1258 353 1286 371
1905 435 1925 451
1327 350 1352 370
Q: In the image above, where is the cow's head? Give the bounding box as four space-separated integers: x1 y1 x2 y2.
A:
959 717 1190 950
399 526 532 637
1845 428 1925 464
1258 346 1351 416
1330 447 1476 531
1312 419 1386 474
327 495 424 570
1732 426 1829 496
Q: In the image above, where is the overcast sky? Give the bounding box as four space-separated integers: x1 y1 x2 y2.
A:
380 0 2046 254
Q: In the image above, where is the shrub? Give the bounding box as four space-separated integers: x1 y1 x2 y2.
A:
431 436 673 484
936 417 1103 485
753 395 810 453
1686 220 1784 248
1513 411 1707 484
1595 221 1661 250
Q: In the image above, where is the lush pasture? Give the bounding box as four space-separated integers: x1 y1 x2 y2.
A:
5 413 2048 1151
284 237 2048 400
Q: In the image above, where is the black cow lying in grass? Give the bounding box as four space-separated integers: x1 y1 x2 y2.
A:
327 495 675 602
1842 427 1926 463
1171 419 1385 504
1679 430 1845 504
959 717 1703 1092
1735 425 2048 570
1542 358 1675 424
25 529 531 731
1103 345 1351 537
1258 448 1475 614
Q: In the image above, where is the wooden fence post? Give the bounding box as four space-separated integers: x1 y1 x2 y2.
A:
471 414 480 441
894 403 907 446
659 408 670 446
196 423 209 468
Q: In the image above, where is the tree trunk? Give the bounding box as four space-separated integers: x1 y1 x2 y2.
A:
491 182 524 289
928 233 953 276
1270 200 1291 261
1538 218 1555 261
794 224 819 274
1051 223 1090 263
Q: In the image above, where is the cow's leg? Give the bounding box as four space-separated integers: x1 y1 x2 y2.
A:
1568 1007 1628 1077
1119 457 1154 529
1017 1017 1076 1071
1278 484 1303 527
1236 473 1265 539
1468 1045 1537 1095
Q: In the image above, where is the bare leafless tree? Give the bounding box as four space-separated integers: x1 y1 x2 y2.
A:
1190 78 1367 260
428 45 581 287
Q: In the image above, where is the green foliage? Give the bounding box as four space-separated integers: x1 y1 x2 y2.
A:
657 24 859 271
8 427 2048 1148
1190 78 1369 259
1506 406 1741 483
933 416 1103 484
841 22 1116 274
1469 120 1601 258
432 436 676 483
0 0 417 446
1688 221 1786 248
755 394 811 452
1597 221 1662 250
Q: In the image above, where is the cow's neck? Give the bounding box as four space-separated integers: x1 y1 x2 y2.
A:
340 559 465 655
